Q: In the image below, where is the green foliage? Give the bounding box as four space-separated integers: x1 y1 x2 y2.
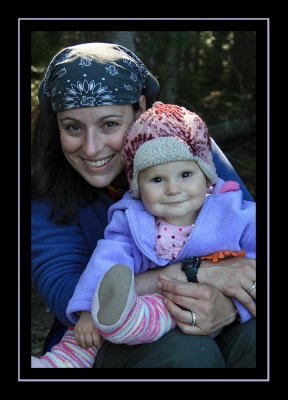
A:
31 79 40 109
31 31 256 126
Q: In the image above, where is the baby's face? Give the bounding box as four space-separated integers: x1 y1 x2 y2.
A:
139 160 209 226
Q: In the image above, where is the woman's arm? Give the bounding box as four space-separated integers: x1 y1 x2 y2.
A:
134 267 173 296
136 256 256 315
135 256 256 335
135 263 236 335
32 199 92 326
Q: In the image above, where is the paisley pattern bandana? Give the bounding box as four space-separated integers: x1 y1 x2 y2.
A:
38 42 160 112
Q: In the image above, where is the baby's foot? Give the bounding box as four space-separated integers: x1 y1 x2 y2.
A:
97 264 132 326
31 355 52 368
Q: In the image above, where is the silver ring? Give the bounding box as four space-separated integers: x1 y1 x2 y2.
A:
191 311 197 326
246 281 256 294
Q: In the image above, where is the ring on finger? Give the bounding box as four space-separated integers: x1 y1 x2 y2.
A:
246 281 256 294
191 311 197 326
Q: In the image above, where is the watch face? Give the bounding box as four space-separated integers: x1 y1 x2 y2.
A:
182 256 200 268
181 256 201 283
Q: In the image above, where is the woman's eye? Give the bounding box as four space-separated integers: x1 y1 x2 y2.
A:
182 171 192 178
65 125 81 132
151 177 162 183
104 121 118 128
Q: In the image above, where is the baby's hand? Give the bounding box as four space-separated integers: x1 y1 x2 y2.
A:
74 311 103 349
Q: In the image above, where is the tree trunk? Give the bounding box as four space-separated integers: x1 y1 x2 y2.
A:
209 115 256 144
161 33 178 103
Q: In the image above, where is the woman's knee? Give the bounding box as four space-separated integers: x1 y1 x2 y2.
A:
128 328 225 368
96 328 226 368
163 329 225 368
215 319 256 368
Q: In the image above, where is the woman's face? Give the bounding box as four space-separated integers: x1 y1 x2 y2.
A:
57 99 145 188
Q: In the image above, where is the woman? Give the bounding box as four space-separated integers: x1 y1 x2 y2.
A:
32 42 256 368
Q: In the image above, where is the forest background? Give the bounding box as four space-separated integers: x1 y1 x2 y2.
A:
31 30 256 356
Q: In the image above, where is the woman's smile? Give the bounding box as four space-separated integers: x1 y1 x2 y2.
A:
81 154 115 169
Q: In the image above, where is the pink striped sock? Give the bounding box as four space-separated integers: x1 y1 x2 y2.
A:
35 327 98 368
98 293 176 345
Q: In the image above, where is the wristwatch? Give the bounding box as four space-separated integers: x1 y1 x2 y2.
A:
181 256 201 283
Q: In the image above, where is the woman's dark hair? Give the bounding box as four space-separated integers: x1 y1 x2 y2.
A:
32 105 99 223
32 95 157 224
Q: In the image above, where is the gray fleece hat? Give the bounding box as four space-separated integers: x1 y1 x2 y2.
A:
122 102 218 198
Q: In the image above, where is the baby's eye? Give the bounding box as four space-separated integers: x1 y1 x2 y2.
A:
151 177 163 183
182 171 192 178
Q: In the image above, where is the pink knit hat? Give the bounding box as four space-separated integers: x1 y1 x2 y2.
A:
122 102 218 198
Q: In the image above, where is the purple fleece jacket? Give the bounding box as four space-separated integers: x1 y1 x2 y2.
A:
67 178 255 324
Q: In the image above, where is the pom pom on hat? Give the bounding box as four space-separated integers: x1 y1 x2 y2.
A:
122 102 218 198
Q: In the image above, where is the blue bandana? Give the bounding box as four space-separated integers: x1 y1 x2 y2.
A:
38 42 160 112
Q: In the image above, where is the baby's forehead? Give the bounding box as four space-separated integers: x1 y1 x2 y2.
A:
141 160 199 175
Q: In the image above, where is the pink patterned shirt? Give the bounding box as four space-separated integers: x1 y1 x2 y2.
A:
155 218 193 260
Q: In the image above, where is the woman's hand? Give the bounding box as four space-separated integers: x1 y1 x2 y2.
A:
74 311 103 348
197 257 256 316
158 274 237 335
